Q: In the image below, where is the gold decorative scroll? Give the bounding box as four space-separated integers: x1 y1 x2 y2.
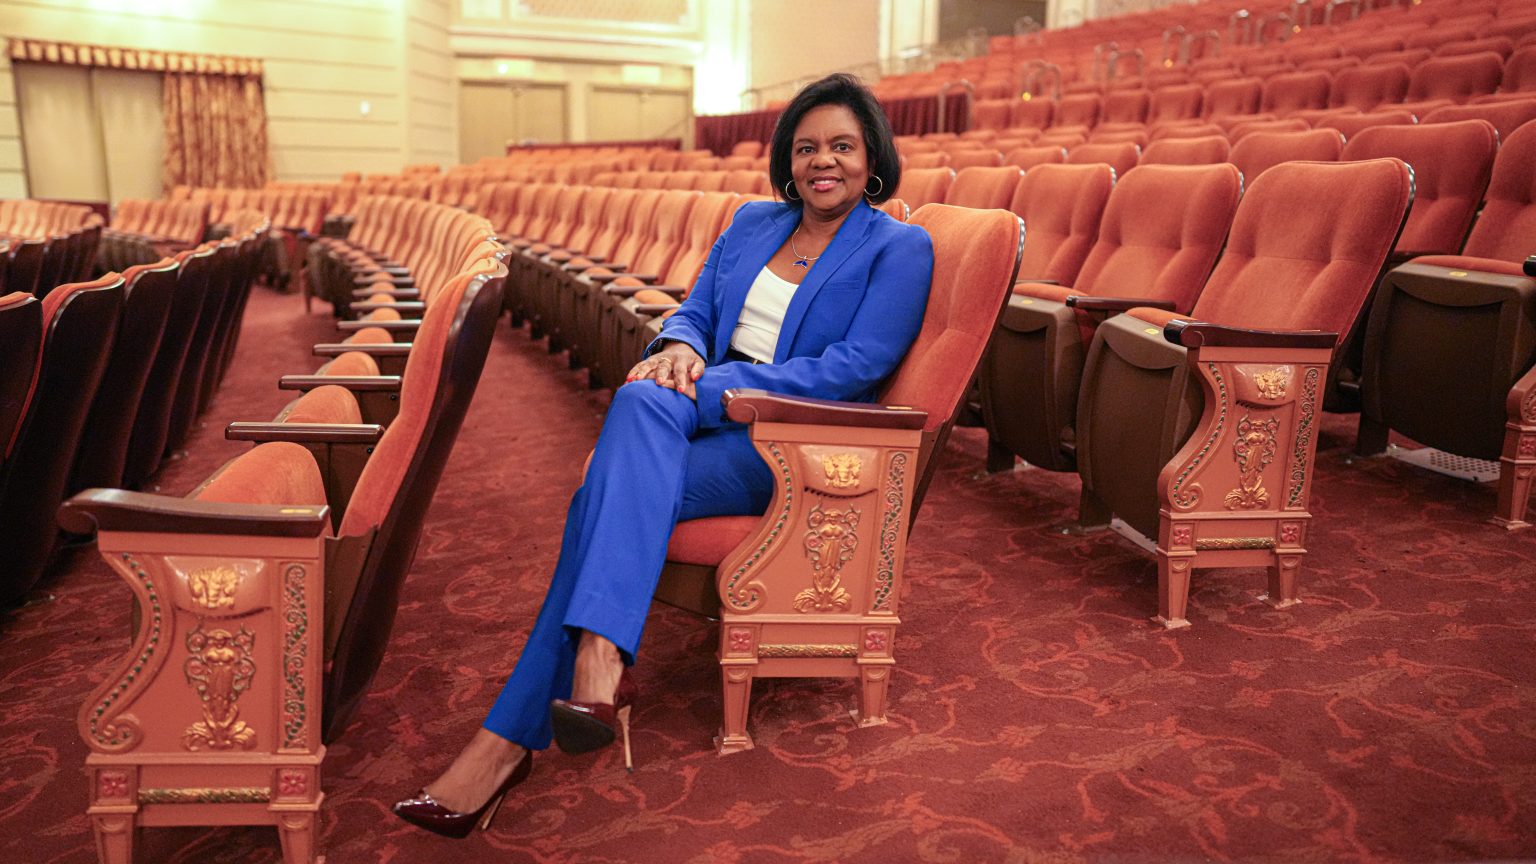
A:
821 453 863 489
1249 368 1289 400
795 504 858 613
1225 415 1280 510
757 643 860 658
138 787 270 805
1194 537 1276 551
182 625 257 751
6 38 263 76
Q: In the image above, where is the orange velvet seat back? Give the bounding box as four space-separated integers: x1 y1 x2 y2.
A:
946 149 1004 170
943 166 1023 209
894 167 956 209
1148 85 1204 124
1314 110 1416 138
662 192 735 287
1055 93 1102 128
971 98 1013 130
1069 164 1242 313
1010 98 1055 129
339 259 498 538
605 190 665 269
1458 120 1536 261
1341 119 1498 254
563 186 613 253
629 190 699 278
1261 71 1333 115
1202 77 1263 119
881 204 1021 487
586 189 642 260
1502 45 1536 92
1330 63 1412 111
1141 134 1231 165
1189 158 1414 339
1067 141 1141 176
1423 99 1536 142
903 152 951 170
1101 89 1150 125
1003 145 1067 170
1230 129 1345 183
1007 163 1116 285
1406 52 1505 103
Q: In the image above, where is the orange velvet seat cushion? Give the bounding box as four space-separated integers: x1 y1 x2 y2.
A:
194 441 328 506
345 326 395 345
631 288 679 305
1126 306 1193 328
1012 282 1080 303
1409 255 1526 276
279 385 362 425
320 351 379 377
667 516 760 566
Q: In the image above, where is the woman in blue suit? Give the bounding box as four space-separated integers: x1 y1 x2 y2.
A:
395 73 934 837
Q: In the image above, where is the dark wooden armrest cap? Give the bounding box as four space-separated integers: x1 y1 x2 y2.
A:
226 422 385 444
351 287 419 299
314 342 411 357
349 300 426 313
59 489 329 538
337 319 421 332
278 374 402 392
608 283 685 298
353 274 414 286
1163 320 1336 350
1524 254 1535 278
1015 278 1060 286
1067 296 1177 312
723 388 929 430
590 272 658 285
634 303 680 315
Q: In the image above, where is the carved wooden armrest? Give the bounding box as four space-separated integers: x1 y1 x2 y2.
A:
1507 362 1536 423
336 319 420 334
225 422 385 444
59 489 329 537
348 300 425 314
278 374 402 392
589 272 658 285
724 389 929 430
608 283 685 298
313 342 411 358
1162 320 1336 350
350 286 419 299
565 260 625 272
1384 250 1438 269
1066 296 1178 313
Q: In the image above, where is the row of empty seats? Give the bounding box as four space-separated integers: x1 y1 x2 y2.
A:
0 199 103 297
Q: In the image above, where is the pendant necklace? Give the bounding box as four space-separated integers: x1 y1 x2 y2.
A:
789 228 822 269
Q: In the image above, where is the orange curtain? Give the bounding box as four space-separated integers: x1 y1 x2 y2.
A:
162 71 270 190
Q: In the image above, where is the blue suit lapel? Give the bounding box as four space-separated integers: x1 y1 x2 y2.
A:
713 205 799 361
773 200 877 363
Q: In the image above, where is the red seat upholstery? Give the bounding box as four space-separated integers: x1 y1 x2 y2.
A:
1230 129 1345 183
1141 134 1232 165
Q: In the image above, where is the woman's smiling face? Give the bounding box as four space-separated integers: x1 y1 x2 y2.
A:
790 103 870 219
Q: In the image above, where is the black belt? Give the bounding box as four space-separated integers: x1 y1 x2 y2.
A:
724 349 768 365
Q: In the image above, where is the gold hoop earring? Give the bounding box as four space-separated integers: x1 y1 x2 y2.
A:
783 180 801 201
864 176 884 199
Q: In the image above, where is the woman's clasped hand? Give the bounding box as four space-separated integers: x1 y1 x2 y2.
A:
625 341 705 400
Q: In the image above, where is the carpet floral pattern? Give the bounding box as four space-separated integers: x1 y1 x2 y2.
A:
2 288 1533 862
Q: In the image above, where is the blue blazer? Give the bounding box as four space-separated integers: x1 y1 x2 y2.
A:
647 198 935 428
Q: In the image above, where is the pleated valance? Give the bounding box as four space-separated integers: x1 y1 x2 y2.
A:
7 38 263 77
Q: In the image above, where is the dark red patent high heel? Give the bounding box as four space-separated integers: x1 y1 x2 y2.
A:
549 668 638 771
392 750 533 839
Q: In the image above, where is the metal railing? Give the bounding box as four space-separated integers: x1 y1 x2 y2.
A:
936 80 975 133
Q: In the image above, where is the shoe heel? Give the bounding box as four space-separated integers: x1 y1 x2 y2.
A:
476 790 508 833
618 705 634 773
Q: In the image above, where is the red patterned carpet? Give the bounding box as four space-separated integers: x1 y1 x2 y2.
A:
3 287 1535 863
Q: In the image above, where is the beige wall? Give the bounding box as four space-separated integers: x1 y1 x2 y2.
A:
0 0 458 197
749 0 881 93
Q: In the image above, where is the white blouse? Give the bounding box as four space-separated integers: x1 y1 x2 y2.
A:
728 266 798 363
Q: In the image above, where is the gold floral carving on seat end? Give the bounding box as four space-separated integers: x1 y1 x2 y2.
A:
795 504 858 613
182 625 257 751
1225 414 1280 510
1250 367 1290 400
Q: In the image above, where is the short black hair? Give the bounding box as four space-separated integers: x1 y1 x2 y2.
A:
768 73 900 207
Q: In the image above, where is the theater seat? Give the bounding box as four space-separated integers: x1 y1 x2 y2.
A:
1357 120 1536 527
1005 163 1116 286
1141 135 1231 165
650 203 1023 754
1072 158 1413 628
1067 141 1141 176
1229 129 1345 182
0 273 125 607
980 164 1242 474
893 167 956 209
0 291 42 460
1004 145 1068 169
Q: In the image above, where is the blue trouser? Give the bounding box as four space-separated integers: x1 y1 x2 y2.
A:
482 382 774 748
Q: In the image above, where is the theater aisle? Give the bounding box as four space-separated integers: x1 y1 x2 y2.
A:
3 288 1535 863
